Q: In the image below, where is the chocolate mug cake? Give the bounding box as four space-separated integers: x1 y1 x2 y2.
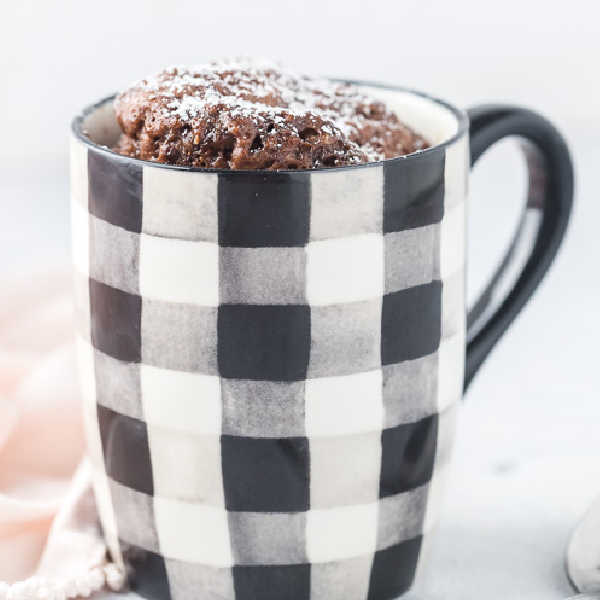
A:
112 59 429 169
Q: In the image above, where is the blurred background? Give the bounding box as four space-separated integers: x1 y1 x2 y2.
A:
1 1 599 598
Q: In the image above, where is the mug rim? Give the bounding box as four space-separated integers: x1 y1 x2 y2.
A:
71 80 469 174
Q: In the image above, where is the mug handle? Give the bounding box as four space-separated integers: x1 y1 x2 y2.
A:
464 105 574 389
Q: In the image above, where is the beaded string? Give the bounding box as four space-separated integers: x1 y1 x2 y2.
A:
0 561 125 600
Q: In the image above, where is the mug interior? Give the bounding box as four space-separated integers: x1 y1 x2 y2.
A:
77 83 466 167
357 85 462 147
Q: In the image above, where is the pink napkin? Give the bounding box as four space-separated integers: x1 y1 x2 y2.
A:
0 272 123 597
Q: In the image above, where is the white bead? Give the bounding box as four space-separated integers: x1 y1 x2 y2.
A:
64 578 79 599
7 580 28 600
74 575 91 598
46 587 60 600
0 559 123 599
87 568 105 592
35 585 51 600
104 564 125 591
52 588 66 600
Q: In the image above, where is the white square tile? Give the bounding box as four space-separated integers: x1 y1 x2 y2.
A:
306 234 384 305
142 168 218 242
305 370 383 436
435 403 458 470
73 272 92 342
141 365 221 435
70 137 88 208
139 234 219 305
148 427 224 505
71 201 90 277
423 464 450 534
154 496 232 566
442 269 465 340
90 467 122 566
437 333 464 412
75 337 96 408
439 203 465 279
75 338 102 470
444 136 469 210
307 502 378 562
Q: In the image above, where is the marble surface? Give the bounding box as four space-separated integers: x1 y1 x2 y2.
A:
6 131 599 599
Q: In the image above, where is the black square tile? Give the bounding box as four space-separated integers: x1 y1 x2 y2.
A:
368 536 422 600
97 405 154 495
379 414 438 498
381 281 441 365
89 279 141 363
233 564 310 600
221 435 309 512
88 150 143 233
125 545 171 600
383 151 445 233
218 304 310 381
218 173 310 247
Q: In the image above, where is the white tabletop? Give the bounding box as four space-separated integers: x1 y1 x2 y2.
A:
7 132 599 600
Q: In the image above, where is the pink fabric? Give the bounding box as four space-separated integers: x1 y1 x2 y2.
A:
0 271 105 585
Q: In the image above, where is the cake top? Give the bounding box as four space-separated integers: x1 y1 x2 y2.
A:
113 59 429 169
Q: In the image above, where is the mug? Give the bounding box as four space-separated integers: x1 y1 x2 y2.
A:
70 85 573 600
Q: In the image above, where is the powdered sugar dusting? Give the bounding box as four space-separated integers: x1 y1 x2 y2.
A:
113 58 429 169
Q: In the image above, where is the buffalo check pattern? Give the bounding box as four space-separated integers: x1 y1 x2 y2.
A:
71 129 468 600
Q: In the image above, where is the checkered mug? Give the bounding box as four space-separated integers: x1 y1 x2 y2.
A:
70 87 573 600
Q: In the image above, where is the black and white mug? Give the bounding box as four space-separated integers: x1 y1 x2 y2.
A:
70 85 573 600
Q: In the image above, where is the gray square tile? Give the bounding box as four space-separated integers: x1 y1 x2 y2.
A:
382 353 438 427
165 559 235 600
108 479 159 552
94 349 142 419
308 300 382 378
221 379 305 437
219 247 306 304
376 485 428 551
228 511 307 565
309 167 383 241
89 215 140 294
141 299 218 374
384 225 439 294
142 168 218 242
310 554 373 600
